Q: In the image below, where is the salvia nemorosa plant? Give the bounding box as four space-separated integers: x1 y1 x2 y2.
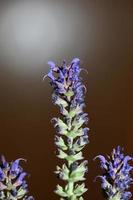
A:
44 58 89 200
0 58 132 200
0 155 33 200
94 146 133 200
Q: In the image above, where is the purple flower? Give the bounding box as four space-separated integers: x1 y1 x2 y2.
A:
10 158 25 178
94 146 133 200
0 155 34 199
14 172 27 187
44 58 86 104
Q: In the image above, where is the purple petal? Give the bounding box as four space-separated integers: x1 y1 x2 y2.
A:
0 155 8 168
94 155 108 169
71 58 80 65
47 61 56 70
14 172 27 187
123 156 133 167
47 70 55 81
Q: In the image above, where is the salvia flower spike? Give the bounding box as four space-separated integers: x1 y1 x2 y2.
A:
0 155 34 200
45 58 89 200
94 146 133 200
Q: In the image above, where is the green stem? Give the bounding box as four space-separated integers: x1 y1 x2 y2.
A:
68 181 74 195
67 111 75 199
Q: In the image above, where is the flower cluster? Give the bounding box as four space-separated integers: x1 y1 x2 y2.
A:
0 155 33 200
94 146 133 200
45 58 89 200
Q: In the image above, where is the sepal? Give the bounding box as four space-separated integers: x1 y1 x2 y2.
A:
65 90 74 101
55 185 68 197
57 149 68 159
68 104 85 118
55 136 68 150
17 186 27 199
55 164 69 181
74 183 88 196
66 127 89 139
57 150 84 163
72 113 88 132
73 136 89 152
52 118 68 135
69 161 87 182
108 192 121 200
52 94 68 108
67 152 84 163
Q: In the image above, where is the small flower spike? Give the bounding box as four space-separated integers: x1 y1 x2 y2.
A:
94 146 133 200
45 58 89 200
0 155 34 200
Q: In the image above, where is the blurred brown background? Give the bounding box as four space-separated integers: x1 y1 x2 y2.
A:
0 0 132 199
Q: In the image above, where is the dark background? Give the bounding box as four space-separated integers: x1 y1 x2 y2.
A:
0 0 132 199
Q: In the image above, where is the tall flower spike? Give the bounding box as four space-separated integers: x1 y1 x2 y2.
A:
45 58 89 200
94 146 133 200
0 155 34 200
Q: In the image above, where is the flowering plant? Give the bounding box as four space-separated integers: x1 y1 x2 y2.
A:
44 58 89 200
0 58 132 200
94 146 133 200
0 155 33 200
